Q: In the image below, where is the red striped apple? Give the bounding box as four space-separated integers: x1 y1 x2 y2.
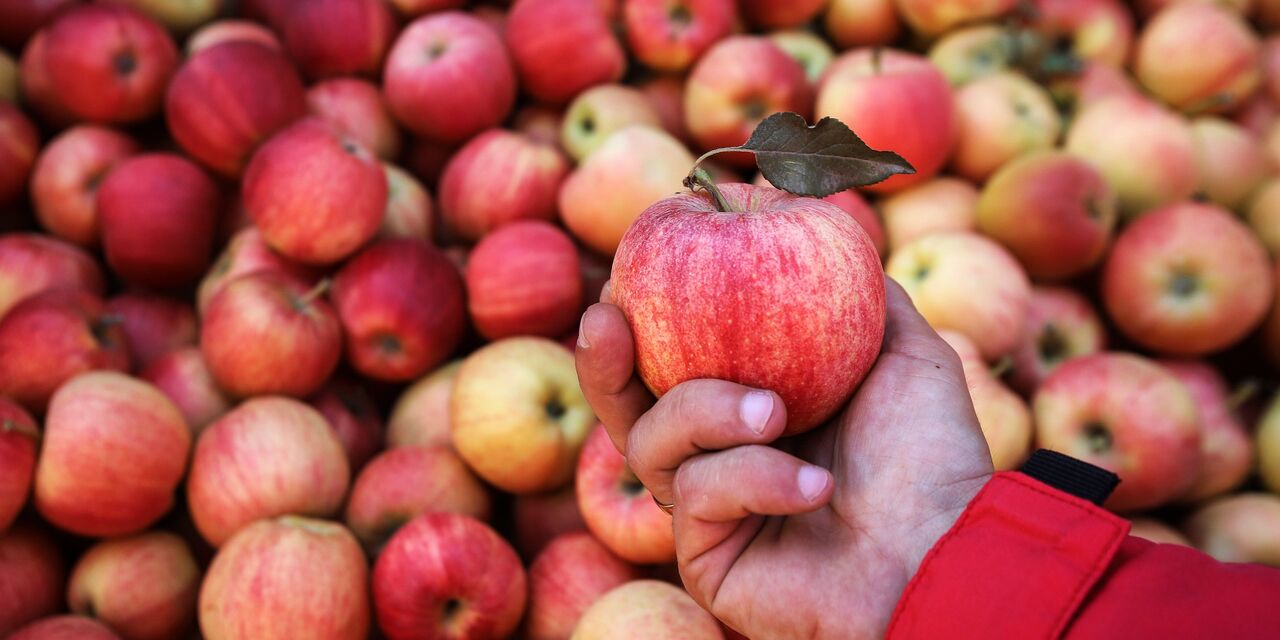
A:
0 233 104 320
526 532 641 640
574 580 723 639
308 378 384 472
438 129 568 241
283 0 393 79
386 360 460 450
506 0 626 104
196 227 318 314
576 426 675 564
0 399 37 531
1134 3 1260 114
0 525 65 636
68 532 199 640
186 19 281 54
105 293 197 371
1008 287 1107 395
30 126 138 248
466 221 583 340
1160 360 1252 503
878 177 978 253
623 0 735 72
307 78 402 161
140 346 231 434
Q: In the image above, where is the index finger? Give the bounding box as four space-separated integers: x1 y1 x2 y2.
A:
575 302 656 453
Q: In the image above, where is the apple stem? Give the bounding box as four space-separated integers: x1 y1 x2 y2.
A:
870 46 883 74
684 150 738 213
1227 379 1260 412
988 356 1013 379
296 278 332 309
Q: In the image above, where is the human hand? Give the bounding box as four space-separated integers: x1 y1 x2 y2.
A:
575 276 995 639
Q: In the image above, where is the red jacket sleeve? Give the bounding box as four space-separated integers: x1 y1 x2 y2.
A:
887 471 1280 639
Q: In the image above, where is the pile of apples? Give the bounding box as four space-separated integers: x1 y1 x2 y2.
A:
4 0 1280 637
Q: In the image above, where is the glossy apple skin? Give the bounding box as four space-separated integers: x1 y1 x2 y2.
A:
1033 353 1200 512
165 41 307 177
67 532 200 640
105 292 197 371
140 346 231 433
1159 360 1252 503
437 129 568 241
307 78 402 161
466 221 583 340
1184 493 1280 566
0 399 38 532
573 580 724 640
283 0 393 79
623 0 735 72
308 378 383 472
0 102 37 209
1101 202 1272 356
8 616 121 640
199 517 370 640
878 177 978 253
1008 287 1107 396
35 372 190 536
576 426 676 564
0 524 66 637
186 19 282 54
613 184 884 434
525 531 641 640
1134 3 1260 114
30 126 138 248
0 233 104 320
386 361 460 450
505 0 626 105
373 513 527 640
196 227 318 314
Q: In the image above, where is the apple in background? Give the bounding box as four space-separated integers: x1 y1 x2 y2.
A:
639 75 692 145
1234 93 1276 137
239 0 296 28
1134 3 1260 114
384 11 516 142
574 580 724 640
165 41 307 177
18 31 77 126
824 190 887 258
576 426 676 564
373 513 527 640
939 330 1032 471
8 616 121 640
0 234 104 320
200 272 341 398
380 164 434 241
0 399 38 531
388 0 467 17
36 372 189 536
1034 353 1200 512
0 290 130 414
877 177 978 253
506 0 626 104
560 126 694 256
386 361 460 450
514 487 589 559
453 337 595 494
771 31 837 85
308 378 384 472
1160 360 1252 503
1065 97 1199 219
97 153 221 289
186 19 282 54
1183 494 1280 566
345 445 492 552
1102 202 1272 356
623 0 735 72
685 36 811 165
1248 178 1280 256
1029 0 1134 68
0 0 76 49
976 151 1117 280
404 137 458 189
196 227 318 314
331 239 466 382
1008 287 1107 395
30 126 139 248
466 222 584 340
105 293 197 371
1048 61 1144 116
1256 392 1280 493
0 51 18 101
1192 117 1271 212
1264 263 1280 369
0 102 37 209
1263 35 1280 103
187 397 350 547
513 105 564 148
283 0 393 79
68 531 199 640
896 0 1015 37
307 78 402 161
818 48 955 194
562 84 663 161
738 0 825 29
526 532 641 640
1128 518 1191 546
1136 0 1252 17
199 517 369 639
0 525 65 636
141 347 231 434
926 25 1021 86
438 129 569 242
826 0 902 49
886 232 1030 361
951 72 1061 183
100 0 221 33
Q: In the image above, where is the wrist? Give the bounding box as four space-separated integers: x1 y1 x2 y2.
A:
901 471 992 582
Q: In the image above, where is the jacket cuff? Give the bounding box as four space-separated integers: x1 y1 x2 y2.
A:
886 471 1131 640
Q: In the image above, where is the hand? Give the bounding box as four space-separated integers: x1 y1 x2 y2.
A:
575 276 995 639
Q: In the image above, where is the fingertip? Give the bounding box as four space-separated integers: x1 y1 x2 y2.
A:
599 280 613 304
797 465 832 504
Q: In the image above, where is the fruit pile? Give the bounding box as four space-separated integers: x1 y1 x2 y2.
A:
3 0 1280 638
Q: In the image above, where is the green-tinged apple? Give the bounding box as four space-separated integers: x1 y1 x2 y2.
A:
1029 0 1133 67
1192 118 1270 212
506 0 626 105
927 25 1021 86
9 616 121 640
514 487 589 559
563 84 663 161
573 580 724 639
30 126 138 248
527 532 641 640
196 227 318 314
308 378 384 472
0 525 65 636
1128 518 1191 546
307 78 402 161
0 399 38 531
1184 494 1280 566
576 426 675 564
939 330 1032 470
380 164 433 241
951 72 1061 183
387 361 461 450
68 532 199 640
283 0 393 79
141 347 231 434
186 19 281 54
1134 3 1260 114
1257 392 1280 493
104 293 197 371
466 221 584 340
894 0 1015 37
623 0 735 72
0 102 37 209
0 234 104 320
1008 287 1107 395
438 129 569 241
768 30 836 84
99 0 221 33
878 177 978 252
1160 360 1252 502
826 0 901 48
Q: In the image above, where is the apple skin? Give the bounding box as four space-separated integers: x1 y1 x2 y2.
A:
240 0 297 27
573 580 724 640
513 486 589 559
1029 0 1133 68
18 31 78 126
1064 96 1199 220
331 238 466 382
576 425 676 564
186 19 281 54
824 190 887 258
1101 201 1273 356
1033 352 1201 512
738 0 824 29
1264 262 1280 369
466 221 584 340
878 177 978 253
308 378 384 472
976 151 1118 280
886 231 1030 361
283 0 394 80
30 126 139 248
562 84 662 161
1159 360 1252 503
826 0 901 48
438 129 569 242
1183 493 1280 566
1048 61 1144 116
386 361 461 450
894 0 1016 37
0 51 20 102
1134 3 1260 114
67 531 200 640
1128 518 1191 546
1008 286 1107 396
373 513 527 640
0 399 38 532
0 290 130 414
199 516 370 640
0 0 76 49
939 330 1032 471
951 72 1062 183
0 525 66 636
32 5 178 124
105 292 198 371
307 78 402 161
380 164 434 241
165 41 307 177
525 531 641 640
506 0 626 105
196 227 318 315
187 397 350 547
97 153 221 289
1192 117 1271 212
0 233 105 321
384 11 516 142
99 0 221 33
8 616 121 640
817 48 956 194
388 0 467 17
344 445 492 552
623 0 735 72
0 101 37 209
1255 391 1280 494
452 337 596 494
36 372 189 536
639 75 692 145
244 118 388 265
513 105 565 148
140 346 231 434
926 24 1020 87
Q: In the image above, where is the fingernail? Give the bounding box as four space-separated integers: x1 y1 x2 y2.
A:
797 465 829 503
576 312 592 350
739 392 773 435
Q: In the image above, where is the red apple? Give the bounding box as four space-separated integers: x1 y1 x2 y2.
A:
895 0 1015 36
18 31 77 126
380 163 434 241
105 292 197 371
1234 93 1276 137
308 377 384 472
877 177 978 253
1102 201 1272 356
438 129 568 241
1128 518 1191 546
165 41 307 176
35 372 189 536
514 487 589 559
526 531 641 640
639 75 692 145
387 0 466 17
384 11 516 142
826 0 902 49
562 84 662 161
239 0 295 27
622 0 735 72
283 0 393 79
100 0 221 33
196 227 318 314
1134 3 1260 114
0 524 65 636
0 399 37 531
1192 117 1271 212
1008 286 1107 395
186 19 282 54
0 101 37 209
0 233 104 320
466 221 583 340
739 0 824 29
573 580 723 639
951 71 1061 183
0 0 76 49
199 516 369 639
1033 352 1201 512
373 513 527 640
823 190 887 258
576 426 675 564
30 126 139 248
187 397 350 547
68 531 199 640
1159 360 1252 503
307 78 402 161
140 346 231 434
1183 493 1280 566
386 360 460 450
513 104 564 148
9 616 120 640
1029 0 1133 68
506 0 626 105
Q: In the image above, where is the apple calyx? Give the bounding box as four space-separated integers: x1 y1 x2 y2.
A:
1083 422 1113 454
